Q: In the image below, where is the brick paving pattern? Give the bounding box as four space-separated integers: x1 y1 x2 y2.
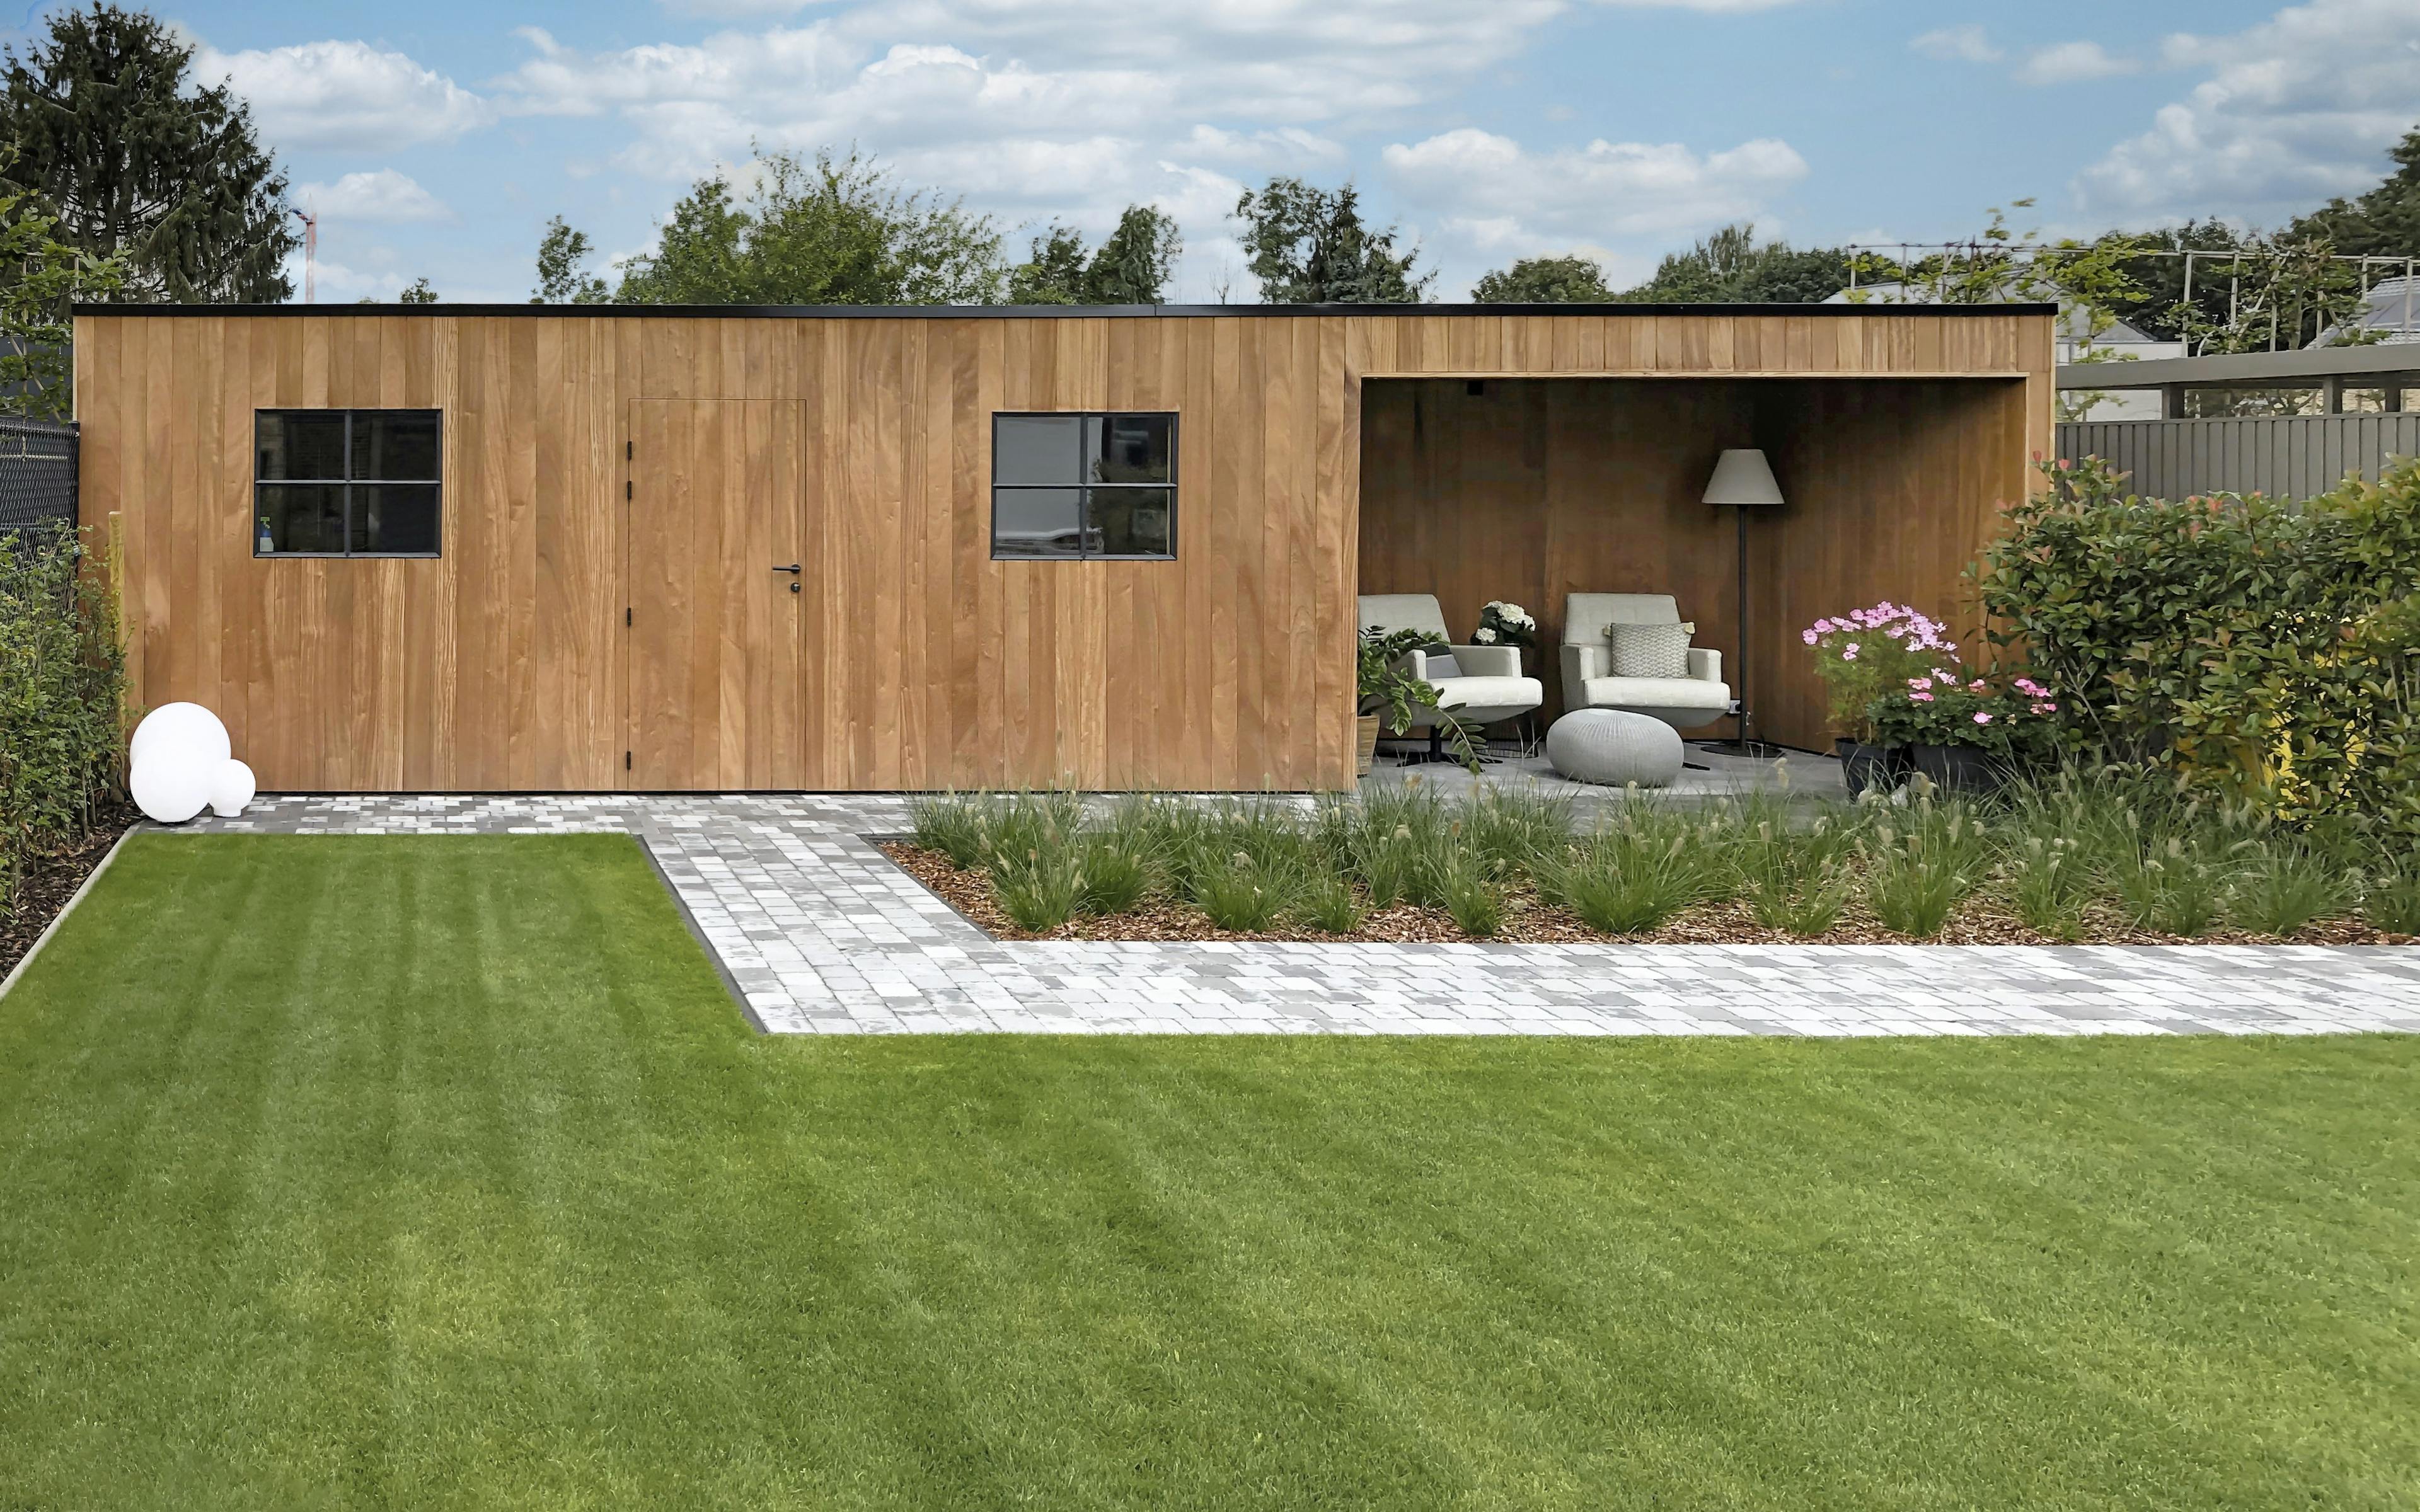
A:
172 794 2420 1038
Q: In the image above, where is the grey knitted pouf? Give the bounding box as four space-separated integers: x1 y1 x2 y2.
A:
1545 710 1685 788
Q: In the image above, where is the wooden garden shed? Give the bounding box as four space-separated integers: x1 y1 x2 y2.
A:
72 302 2055 793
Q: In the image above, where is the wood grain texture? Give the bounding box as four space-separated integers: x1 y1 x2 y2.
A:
77 309 2051 791
1356 377 2035 752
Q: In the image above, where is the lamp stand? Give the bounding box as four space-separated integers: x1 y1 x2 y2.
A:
1697 503 1785 759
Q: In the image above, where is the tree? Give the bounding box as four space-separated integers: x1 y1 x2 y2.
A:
1006 223 1088 305
0 169 125 418
397 277 437 304
2290 126 2420 261
1470 255 1614 303
1086 205 1180 303
533 216 609 303
615 148 1002 306
0 3 294 302
1234 178 1429 304
1620 222 1848 304
1006 205 1182 305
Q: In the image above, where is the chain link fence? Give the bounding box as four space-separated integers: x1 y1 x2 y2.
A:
0 416 78 537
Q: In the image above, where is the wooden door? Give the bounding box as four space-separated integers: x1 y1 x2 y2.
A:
624 398 808 789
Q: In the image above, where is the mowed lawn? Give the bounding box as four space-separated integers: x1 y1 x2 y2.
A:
1 836 2416 1510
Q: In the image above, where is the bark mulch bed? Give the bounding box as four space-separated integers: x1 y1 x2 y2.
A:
1 799 140 980
880 842 2411 948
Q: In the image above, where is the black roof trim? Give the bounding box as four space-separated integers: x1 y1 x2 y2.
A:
74 300 2060 319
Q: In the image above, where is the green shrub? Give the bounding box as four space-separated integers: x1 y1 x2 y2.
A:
1434 853 1504 939
1552 834 1698 936
1 525 127 917
1861 803 1986 940
1296 874 1365 934
1076 837 1151 916
2228 846 2347 938
2114 839 2227 939
1192 850 1296 933
1458 786 1574 884
1731 808 1856 937
1974 455 2420 834
2004 835 2089 941
909 793 991 870
2361 861 2420 935
992 844 1083 932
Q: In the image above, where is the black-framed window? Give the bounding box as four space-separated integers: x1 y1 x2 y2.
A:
992 413 1175 559
255 410 441 557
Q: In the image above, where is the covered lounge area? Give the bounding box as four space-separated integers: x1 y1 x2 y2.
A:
1355 374 2036 762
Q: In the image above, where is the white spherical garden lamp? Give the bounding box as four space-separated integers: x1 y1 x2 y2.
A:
130 702 231 770
209 759 256 818
131 750 214 824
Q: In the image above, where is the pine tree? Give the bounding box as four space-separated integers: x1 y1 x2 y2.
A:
0 4 296 302
1235 179 1429 304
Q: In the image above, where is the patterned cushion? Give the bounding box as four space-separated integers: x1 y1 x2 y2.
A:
1607 621 1694 679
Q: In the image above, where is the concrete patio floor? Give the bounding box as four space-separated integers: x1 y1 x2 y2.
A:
1359 738 1847 805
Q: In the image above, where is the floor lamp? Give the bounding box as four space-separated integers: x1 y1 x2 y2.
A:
1700 447 1785 757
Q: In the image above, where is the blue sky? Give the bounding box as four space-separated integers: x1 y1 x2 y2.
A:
61 0 2420 302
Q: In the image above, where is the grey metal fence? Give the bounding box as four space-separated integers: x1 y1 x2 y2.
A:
2056 414 2420 501
0 416 78 536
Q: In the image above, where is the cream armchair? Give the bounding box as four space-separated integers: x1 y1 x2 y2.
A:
1560 593 1731 731
1358 594 1544 735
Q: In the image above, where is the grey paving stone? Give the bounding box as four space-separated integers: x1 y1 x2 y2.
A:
158 793 2420 1038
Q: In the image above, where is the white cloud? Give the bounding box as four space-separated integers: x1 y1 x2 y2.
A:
1910 25 2000 64
294 169 451 224
2014 40 2139 87
1382 127 1807 274
196 40 489 150
2075 0 2420 219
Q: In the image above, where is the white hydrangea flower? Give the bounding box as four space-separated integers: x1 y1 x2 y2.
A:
1472 626 1497 643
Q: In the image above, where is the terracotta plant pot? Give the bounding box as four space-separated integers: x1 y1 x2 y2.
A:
1356 713 1381 776
1910 742 2006 796
1833 738 1901 799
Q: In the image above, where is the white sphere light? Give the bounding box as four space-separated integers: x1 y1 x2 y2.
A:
131 702 231 770
209 759 256 818
131 751 214 824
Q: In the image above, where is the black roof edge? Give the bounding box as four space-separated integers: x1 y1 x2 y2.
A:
72 300 2061 319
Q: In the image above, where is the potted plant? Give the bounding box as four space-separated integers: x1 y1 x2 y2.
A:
1472 600 1538 656
1802 603 1954 797
1870 670 2060 795
1357 626 1480 774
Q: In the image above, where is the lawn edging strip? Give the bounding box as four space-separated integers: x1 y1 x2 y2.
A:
0 825 137 1002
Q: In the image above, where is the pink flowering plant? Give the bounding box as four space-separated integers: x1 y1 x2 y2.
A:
1801 602 1955 743
1870 668 2063 755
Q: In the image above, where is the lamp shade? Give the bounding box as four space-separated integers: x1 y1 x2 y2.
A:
1703 448 1784 507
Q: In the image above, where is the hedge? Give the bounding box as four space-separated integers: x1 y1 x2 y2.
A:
0 525 126 914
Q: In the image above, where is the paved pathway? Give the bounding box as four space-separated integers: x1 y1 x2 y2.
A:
169 794 2420 1038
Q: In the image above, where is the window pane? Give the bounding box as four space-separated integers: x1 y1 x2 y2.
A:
257 412 347 481
256 483 345 553
1088 487 1173 557
1085 414 1172 484
993 487 1085 557
350 411 441 481
350 484 441 554
994 416 1081 485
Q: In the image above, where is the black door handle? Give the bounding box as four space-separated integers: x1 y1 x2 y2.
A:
771 563 801 574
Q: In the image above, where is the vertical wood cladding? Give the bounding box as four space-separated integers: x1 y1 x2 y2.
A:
76 309 2052 791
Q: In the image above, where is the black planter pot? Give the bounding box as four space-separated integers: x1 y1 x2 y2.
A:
1833 738 1902 799
1910 742 2007 796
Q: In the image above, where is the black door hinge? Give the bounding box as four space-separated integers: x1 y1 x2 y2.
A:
624 607 631 626
626 440 633 461
625 751 632 771
625 479 632 500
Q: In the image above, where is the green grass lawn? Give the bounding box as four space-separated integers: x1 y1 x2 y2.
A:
2 833 2416 1509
